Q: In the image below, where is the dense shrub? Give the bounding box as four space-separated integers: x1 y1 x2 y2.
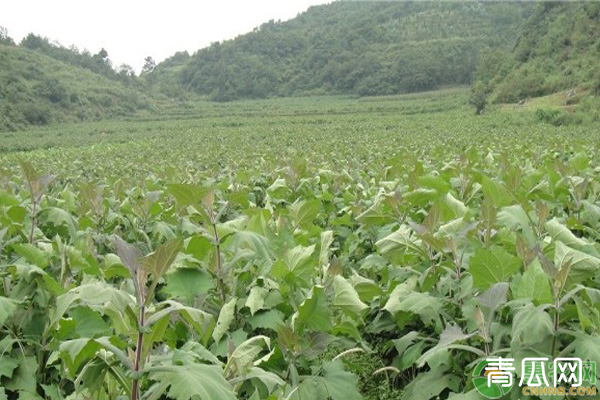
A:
534 107 577 126
21 103 53 125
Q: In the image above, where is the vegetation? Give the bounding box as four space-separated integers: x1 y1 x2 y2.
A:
169 2 533 101
468 81 487 115
478 2 600 103
0 42 152 131
3 1 600 131
1 91 600 399
2 3 600 397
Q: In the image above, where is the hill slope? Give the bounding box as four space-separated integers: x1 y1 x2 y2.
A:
481 2 600 103
0 42 152 131
154 1 534 101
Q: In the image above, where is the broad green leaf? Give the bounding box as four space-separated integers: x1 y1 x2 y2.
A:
247 309 285 331
440 192 467 219
147 300 214 339
353 280 384 303
511 303 553 349
11 243 48 268
513 258 553 305
167 183 208 208
273 244 316 284
402 368 459 400
38 207 78 239
0 356 19 380
376 224 425 259
164 268 214 303
230 231 273 266
19 159 55 202
385 290 444 325
332 275 367 317
59 337 131 373
185 235 212 261
582 200 600 225
213 297 237 343
469 246 521 289
58 338 102 373
418 175 450 194
288 360 362 400
403 188 439 206
0 296 17 326
290 379 324 400
476 282 509 310
70 307 112 337
150 221 176 241
143 237 183 278
546 218 592 251
245 286 269 316
393 331 420 355
554 240 600 284
177 341 222 366
2 356 37 393
225 335 270 377
319 360 362 400
284 244 315 273
570 152 589 171
149 364 236 400
19 159 39 188
481 176 513 207
289 198 320 228
319 230 334 268
297 285 332 331
356 197 391 226
228 367 285 393
497 204 534 243
52 282 135 328
114 236 143 277
266 178 287 196
573 333 600 367
497 204 530 230
383 277 418 314
439 323 474 346
434 217 477 240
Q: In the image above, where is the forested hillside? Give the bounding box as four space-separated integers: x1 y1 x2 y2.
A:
0 34 152 131
156 1 534 101
4 1 600 131
477 2 600 103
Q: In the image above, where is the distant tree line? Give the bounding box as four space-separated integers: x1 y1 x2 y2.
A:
157 2 534 101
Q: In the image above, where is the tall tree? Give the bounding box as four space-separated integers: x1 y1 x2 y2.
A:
142 56 156 73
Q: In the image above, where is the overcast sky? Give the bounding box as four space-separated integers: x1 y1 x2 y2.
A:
0 0 331 73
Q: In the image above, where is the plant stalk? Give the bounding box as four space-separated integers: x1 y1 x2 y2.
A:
550 297 559 358
131 304 145 400
29 200 37 243
211 220 227 304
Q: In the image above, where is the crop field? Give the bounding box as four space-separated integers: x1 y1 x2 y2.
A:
1 89 600 400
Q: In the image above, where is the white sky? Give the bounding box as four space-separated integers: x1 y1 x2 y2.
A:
0 0 331 73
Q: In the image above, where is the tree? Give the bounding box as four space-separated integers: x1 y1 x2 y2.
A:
0 26 14 45
93 48 111 66
118 64 136 78
97 48 108 60
469 81 488 115
142 56 156 73
20 33 47 49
